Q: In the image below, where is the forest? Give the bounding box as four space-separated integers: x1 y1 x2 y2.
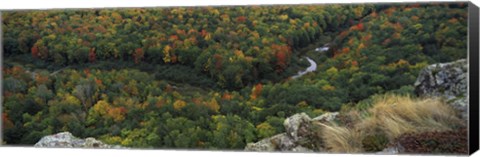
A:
2 2 467 151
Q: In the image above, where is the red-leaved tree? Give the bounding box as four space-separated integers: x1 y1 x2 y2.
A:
133 48 144 64
88 47 96 63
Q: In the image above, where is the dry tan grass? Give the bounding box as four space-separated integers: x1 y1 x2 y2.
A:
316 94 465 153
317 122 364 153
358 94 463 140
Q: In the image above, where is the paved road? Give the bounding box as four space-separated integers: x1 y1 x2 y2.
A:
292 57 317 79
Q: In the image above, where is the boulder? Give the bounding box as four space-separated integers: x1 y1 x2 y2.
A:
244 137 277 151
414 59 468 119
34 132 124 149
245 134 285 152
283 113 312 141
245 112 338 152
271 133 297 151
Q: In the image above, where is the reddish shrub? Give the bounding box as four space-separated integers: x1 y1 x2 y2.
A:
394 128 468 154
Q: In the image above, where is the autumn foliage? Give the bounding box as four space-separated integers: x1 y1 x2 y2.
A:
350 23 364 31
2 114 14 129
271 44 291 72
333 47 350 58
133 48 144 64
250 83 263 100
89 47 96 63
31 45 39 58
1 3 469 151
236 16 247 23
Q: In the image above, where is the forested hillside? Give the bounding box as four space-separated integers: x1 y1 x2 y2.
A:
2 3 467 150
3 4 377 89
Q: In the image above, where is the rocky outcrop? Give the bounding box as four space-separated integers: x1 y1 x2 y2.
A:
414 59 468 119
34 132 125 149
283 113 312 142
380 59 469 154
245 112 338 152
312 112 339 122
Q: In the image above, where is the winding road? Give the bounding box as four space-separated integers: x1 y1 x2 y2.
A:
292 57 317 79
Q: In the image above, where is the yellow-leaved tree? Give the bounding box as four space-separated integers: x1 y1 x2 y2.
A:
205 98 220 113
173 99 187 110
163 45 172 63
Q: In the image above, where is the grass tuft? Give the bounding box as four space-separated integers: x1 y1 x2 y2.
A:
317 123 364 153
315 94 465 153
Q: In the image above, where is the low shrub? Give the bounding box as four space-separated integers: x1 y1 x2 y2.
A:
362 133 389 152
394 128 468 154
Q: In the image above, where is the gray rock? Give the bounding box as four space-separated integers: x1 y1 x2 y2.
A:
414 59 467 97
34 132 125 149
449 97 468 120
283 113 311 141
414 59 468 119
272 133 296 151
312 112 339 122
244 134 282 151
244 139 276 151
292 146 314 152
246 112 337 152
245 133 300 152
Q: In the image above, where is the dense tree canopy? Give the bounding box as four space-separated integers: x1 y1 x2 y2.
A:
3 4 377 89
2 3 468 149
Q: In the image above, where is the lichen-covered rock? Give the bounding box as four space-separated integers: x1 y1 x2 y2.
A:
34 132 125 149
414 59 467 98
414 59 468 119
312 112 339 122
271 133 296 151
244 134 279 151
283 113 312 141
448 97 468 119
245 112 337 152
